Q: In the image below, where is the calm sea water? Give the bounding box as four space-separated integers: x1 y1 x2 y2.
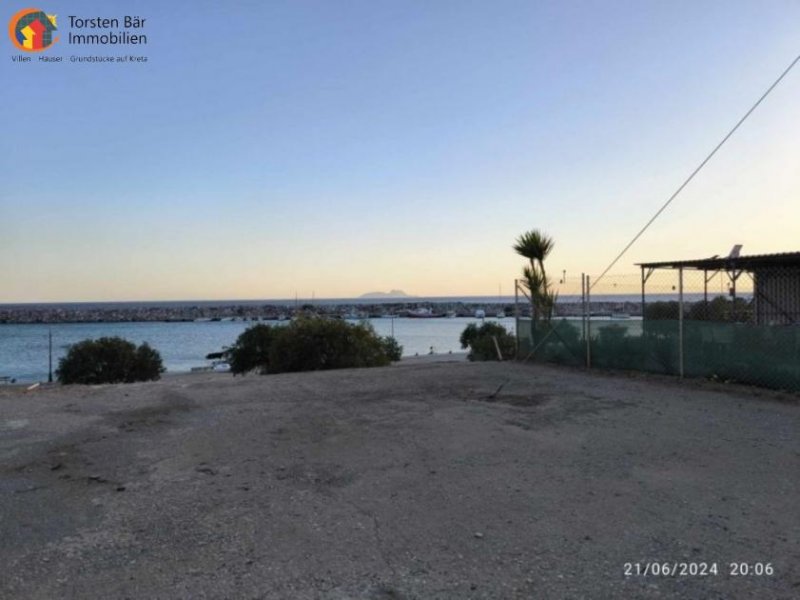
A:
0 317 515 383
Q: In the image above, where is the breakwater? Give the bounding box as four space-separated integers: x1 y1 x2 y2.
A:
0 298 646 325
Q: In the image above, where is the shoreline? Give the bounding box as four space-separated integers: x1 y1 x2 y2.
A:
0 353 471 389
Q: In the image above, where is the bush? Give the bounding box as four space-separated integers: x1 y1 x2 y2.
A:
644 301 680 320
227 318 397 375
226 324 278 374
380 336 403 361
688 296 752 322
591 324 645 370
538 319 584 365
57 337 164 385
269 318 392 373
460 322 515 361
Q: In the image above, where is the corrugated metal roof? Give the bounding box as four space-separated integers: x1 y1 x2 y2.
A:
637 252 800 270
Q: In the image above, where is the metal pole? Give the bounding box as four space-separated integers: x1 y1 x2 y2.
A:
514 279 519 357
678 267 684 379
640 267 646 337
581 273 586 346
585 275 591 368
48 329 53 383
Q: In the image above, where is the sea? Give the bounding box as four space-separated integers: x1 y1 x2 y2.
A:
0 291 716 384
0 316 515 384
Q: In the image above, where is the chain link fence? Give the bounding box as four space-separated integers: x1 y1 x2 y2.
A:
516 263 800 392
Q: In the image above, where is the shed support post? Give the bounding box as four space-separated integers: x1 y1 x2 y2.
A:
585 275 591 369
640 267 646 336
678 267 684 379
581 273 587 351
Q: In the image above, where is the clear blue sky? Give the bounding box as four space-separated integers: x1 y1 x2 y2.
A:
2 0 799 301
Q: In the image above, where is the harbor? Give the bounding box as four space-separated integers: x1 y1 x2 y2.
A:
0 296 649 325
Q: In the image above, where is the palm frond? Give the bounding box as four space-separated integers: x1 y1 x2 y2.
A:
513 229 555 263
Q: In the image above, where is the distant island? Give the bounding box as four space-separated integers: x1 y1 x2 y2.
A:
359 289 411 299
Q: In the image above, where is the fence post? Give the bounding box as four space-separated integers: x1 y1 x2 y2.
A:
514 279 519 358
585 275 591 368
48 329 53 383
581 273 586 347
678 267 684 379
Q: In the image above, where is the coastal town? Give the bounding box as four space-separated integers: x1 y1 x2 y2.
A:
0 299 644 324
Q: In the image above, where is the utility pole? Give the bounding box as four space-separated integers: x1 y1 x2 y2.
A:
48 329 53 383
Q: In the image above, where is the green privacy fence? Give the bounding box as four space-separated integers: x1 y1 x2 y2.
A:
514 264 800 393
682 320 800 387
516 316 800 392
516 317 585 367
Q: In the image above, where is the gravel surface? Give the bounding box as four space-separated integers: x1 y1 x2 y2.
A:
1 360 798 599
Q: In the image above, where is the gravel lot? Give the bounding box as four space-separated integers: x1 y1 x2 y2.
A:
1 359 798 599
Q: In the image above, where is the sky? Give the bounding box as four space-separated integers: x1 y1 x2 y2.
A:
1 0 799 302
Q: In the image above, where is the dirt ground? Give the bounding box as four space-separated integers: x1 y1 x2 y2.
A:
0 359 798 599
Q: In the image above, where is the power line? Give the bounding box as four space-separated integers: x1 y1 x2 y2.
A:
592 51 800 290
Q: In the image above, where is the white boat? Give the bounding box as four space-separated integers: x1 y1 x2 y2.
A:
474 309 486 319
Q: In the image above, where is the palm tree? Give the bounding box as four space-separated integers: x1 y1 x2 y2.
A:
514 229 556 323
513 230 555 278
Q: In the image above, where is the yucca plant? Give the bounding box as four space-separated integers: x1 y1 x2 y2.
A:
514 229 558 324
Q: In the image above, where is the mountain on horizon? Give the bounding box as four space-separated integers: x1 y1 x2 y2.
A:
359 289 411 299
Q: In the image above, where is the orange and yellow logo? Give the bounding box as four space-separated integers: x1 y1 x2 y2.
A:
9 8 58 51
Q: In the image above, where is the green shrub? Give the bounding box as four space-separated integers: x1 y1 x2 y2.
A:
460 322 515 361
590 324 645 370
228 318 396 375
380 336 403 361
688 296 752 322
226 323 278 374
57 337 164 385
538 319 584 365
268 318 392 373
644 301 680 320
